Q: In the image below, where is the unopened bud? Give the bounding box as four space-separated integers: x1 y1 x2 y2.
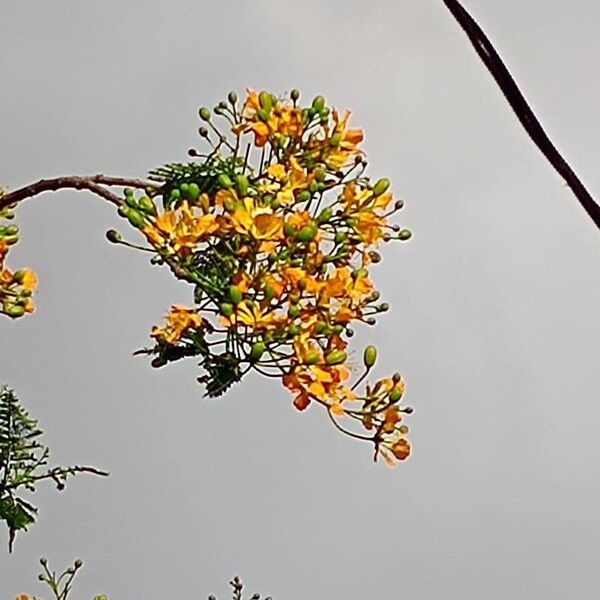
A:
363 345 378 368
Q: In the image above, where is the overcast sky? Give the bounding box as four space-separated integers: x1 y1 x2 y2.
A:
1 1 600 599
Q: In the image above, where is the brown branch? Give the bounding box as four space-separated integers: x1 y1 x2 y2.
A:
441 0 600 230
0 174 157 211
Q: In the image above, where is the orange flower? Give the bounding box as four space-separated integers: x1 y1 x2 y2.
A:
151 305 202 345
219 300 282 331
230 198 283 240
143 202 218 253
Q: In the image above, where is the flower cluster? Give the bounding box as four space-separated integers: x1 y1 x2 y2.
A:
114 90 413 464
0 201 37 319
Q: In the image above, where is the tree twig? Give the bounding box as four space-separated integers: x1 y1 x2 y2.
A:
441 0 600 230
0 175 157 211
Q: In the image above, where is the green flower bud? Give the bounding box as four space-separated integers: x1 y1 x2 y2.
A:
74 559 83 569
372 178 390 196
259 91 273 111
105 229 122 243
126 210 146 229
284 223 296 237
5 305 25 318
264 285 275 301
288 324 301 337
169 188 181 202
363 345 378 368
334 231 346 244
199 107 211 121
228 91 238 104
296 223 318 242
235 174 249 197
312 95 325 111
389 387 403 403
228 285 243 305
317 206 333 223
297 190 311 203
139 195 157 214
398 229 412 241
352 268 369 279
288 305 300 319
325 350 347 365
257 108 270 122
290 89 300 102
306 351 320 365
330 133 342 147
250 341 266 361
218 173 233 189
123 188 134 198
315 321 327 335
123 193 138 208
332 324 344 334
220 302 234 316
224 198 235 212
187 183 200 202
179 183 190 197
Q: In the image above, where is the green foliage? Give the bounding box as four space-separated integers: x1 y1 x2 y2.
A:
0 386 108 551
148 156 244 209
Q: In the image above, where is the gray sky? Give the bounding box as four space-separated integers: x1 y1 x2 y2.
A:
1 1 599 598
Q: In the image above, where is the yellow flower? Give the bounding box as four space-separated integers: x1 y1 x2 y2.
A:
219 300 282 331
143 202 218 253
230 198 283 240
323 110 364 169
151 305 202 345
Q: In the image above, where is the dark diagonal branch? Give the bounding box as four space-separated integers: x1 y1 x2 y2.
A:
0 175 157 211
441 0 600 230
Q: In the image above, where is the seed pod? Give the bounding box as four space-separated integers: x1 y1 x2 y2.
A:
228 285 243 304
220 302 234 316
235 174 249 197
296 223 317 242
372 178 390 197
199 107 211 121
250 341 266 361
312 95 325 111
325 350 347 365
218 174 233 189
363 345 377 368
